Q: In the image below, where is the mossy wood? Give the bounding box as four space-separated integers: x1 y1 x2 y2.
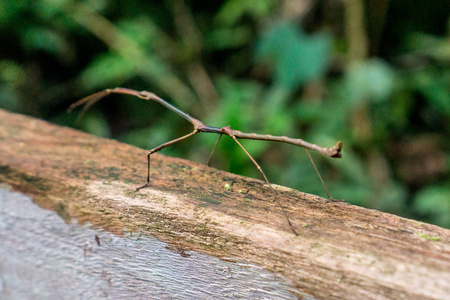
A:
0 109 449 299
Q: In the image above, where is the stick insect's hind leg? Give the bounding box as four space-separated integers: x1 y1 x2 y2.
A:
207 134 223 167
304 149 344 202
229 136 298 236
136 130 199 191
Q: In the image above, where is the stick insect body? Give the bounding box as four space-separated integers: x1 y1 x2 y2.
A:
69 88 343 235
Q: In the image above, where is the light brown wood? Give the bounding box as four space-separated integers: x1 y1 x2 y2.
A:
0 108 449 299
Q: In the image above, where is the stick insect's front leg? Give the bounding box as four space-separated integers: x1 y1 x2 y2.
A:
136 130 199 191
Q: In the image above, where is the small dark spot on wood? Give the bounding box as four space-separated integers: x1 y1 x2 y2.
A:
165 245 191 257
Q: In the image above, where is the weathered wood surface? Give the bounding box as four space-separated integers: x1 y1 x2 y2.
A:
0 188 298 299
0 108 449 299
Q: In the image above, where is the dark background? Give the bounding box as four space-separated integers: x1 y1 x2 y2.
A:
1 0 448 227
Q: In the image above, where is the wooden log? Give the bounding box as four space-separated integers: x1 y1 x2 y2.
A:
0 188 298 299
0 108 449 299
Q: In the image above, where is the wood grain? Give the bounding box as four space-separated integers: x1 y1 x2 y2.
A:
0 108 449 299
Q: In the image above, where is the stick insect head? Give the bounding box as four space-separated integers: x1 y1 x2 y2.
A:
67 88 153 114
67 90 111 113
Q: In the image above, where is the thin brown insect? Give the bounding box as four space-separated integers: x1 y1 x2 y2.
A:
69 88 343 235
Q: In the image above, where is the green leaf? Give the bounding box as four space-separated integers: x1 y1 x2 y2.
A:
206 26 252 50
118 17 161 49
22 27 71 58
413 70 450 113
0 60 25 111
377 182 407 214
79 53 135 90
256 21 332 88
345 59 395 105
0 60 25 83
407 32 450 63
414 185 450 228
215 0 276 25
0 1 32 24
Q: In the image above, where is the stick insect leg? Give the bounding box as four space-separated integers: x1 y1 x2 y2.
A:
136 130 199 191
229 136 298 236
304 149 343 202
207 134 223 167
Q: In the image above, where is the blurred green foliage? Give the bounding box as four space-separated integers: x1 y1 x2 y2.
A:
0 0 448 227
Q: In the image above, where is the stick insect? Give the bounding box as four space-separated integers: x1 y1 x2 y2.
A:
69 88 343 235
